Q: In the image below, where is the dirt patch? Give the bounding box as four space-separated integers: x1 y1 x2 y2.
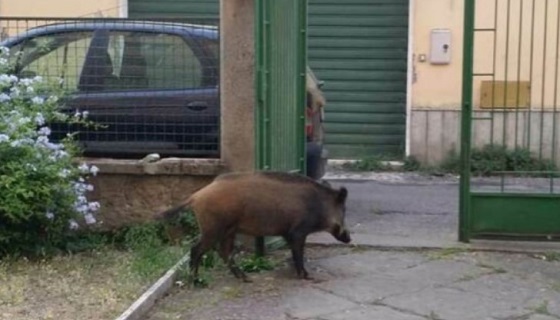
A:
0 248 182 320
145 246 355 320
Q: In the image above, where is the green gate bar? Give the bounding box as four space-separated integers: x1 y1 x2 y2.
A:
254 0 308 255
459 0 475 242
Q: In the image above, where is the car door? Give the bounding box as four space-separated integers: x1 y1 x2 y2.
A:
69 28 220 158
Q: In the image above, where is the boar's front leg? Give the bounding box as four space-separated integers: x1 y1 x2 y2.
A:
218 232 250 282
285 232 310 280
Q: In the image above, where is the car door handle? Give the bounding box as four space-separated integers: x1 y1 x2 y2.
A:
186 101 208 111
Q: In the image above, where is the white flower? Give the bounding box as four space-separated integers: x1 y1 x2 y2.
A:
58 169 71 178
78 163 89 173
31 97 44 105
84 213 96 225
19 78 32 87
0 47 9 55
45 211 54 220
0 134 9 143
82 111 89 119
77 195 87 205
35 113 45 126
26 86 34 94
0 74 11 85
85 184 94 192
76 204 88 214
36 135 49 146
0 58 7 66
48 142 62 150
89 165 99 176
0 93 10 103
38 126 51 136
74 110 81 119
17 117 30 125
69 219 79 230
47 95 59 103
10 87 20 98
10 138 32 147
88 202 100 212
33 76 43 83
73 181 87 193
54 150 68 159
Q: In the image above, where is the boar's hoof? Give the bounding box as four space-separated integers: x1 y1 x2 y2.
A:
298 269 312 280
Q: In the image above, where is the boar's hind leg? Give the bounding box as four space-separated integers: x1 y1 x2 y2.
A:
189 233 216 284
219 232 250 282
285 233 310 280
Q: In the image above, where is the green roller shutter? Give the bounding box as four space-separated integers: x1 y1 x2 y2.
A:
128 0 219 19
309 0 409 159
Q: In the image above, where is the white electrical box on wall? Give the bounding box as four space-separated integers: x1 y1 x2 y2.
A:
430 29 451 65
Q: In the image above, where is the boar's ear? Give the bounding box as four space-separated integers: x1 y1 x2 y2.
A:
337 187 348 204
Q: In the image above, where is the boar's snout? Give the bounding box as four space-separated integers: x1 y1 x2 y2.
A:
333 227 352 243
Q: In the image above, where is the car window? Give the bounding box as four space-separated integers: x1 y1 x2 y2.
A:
11 32 94 91
105 31 203 90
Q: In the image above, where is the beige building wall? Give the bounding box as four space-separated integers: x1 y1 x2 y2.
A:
412 0 560 111
0 0 121 18
412 0 464 110
410 0 560 165
0 0 123 38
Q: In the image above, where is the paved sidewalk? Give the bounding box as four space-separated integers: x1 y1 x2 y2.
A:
146 173 560 320
146 246 560 320
283 248 560 320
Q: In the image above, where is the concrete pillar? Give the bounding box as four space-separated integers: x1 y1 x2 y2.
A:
220 0 255 172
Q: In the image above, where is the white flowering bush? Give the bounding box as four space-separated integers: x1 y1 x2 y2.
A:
0 47 100 257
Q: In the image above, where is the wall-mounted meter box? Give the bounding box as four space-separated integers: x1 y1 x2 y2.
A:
430 29 451 65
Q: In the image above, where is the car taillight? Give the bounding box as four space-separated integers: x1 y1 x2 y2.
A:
306 108 314 138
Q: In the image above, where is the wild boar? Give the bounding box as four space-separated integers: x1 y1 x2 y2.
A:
157 171 351 283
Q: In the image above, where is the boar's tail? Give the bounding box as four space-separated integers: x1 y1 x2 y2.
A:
155 197 194 222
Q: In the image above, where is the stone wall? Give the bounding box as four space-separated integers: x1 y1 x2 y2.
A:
84 158 225 229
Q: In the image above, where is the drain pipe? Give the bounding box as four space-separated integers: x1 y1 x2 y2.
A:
119 0 128 18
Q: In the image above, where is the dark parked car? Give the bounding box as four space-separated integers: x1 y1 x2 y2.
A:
1 21 327 179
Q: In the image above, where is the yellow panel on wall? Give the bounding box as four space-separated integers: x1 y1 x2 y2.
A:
479 81 530 109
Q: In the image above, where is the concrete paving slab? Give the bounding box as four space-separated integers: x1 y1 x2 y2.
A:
388 258 488 285
527 315 560 320
449 273 553 307
313 250 427 278
283 286 357 320
381 286 530 320
313 258 488 304
320 305 425 320
312 275 427 304
526 294 560 318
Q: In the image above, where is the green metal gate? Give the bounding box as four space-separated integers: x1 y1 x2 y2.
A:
460 0 560 242
255 0 307 174
254 0 308 254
